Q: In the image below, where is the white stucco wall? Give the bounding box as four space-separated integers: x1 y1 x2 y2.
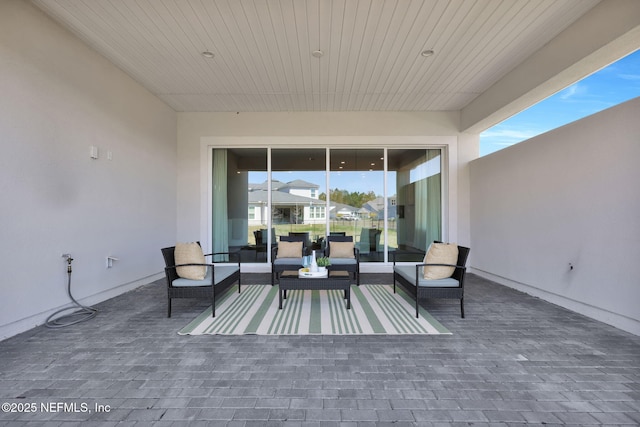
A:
470 97 640 335
176 111 473 270
0 1 177 339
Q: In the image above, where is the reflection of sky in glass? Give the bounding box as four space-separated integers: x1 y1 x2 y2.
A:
410 156 440 183
329 170 385 196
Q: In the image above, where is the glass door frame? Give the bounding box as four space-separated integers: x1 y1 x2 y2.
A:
204 139 451 273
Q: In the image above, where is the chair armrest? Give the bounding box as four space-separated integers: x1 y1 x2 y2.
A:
168 262 215 269
203 251 235 257
414 263 467 281
414 262 467 270
204 251 240 265
415 262 461 267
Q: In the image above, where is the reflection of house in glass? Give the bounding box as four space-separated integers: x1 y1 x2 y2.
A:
248 180 327 225
361 196 397 220
249 179 397 225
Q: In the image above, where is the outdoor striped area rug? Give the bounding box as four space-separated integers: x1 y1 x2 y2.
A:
179 285 451 335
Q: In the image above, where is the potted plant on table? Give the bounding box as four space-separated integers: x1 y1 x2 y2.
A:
316 256 331 273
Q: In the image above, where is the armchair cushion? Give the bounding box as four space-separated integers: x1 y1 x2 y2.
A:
329 241 355 258
174 242 206 280
273 257 303 265
394 266 460 288
423 243 458 279
172 265 239 287
277 241 303 258
328 257 357 266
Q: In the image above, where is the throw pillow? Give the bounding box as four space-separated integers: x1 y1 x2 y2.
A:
174 242 206 280
423 243 459 279
277 241 303 258
329 241 355 258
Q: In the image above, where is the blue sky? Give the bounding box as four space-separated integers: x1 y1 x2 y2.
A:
480 49 640 156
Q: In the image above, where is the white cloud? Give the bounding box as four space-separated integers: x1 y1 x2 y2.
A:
617 73 640 81
559 83 586 100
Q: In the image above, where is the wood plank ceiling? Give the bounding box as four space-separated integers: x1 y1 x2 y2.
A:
32 0 600 112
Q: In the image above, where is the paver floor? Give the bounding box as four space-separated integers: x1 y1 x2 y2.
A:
0 273 638 425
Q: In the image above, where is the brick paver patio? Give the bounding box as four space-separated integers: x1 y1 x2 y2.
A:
0 273 638 425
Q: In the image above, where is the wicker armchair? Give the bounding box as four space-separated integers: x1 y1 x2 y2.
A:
392 244 470 318
324 235 360 286
271 236 306 285
161 243 240 317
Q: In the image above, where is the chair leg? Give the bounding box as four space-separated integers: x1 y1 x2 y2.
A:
167 298 172 318
460 297 465 318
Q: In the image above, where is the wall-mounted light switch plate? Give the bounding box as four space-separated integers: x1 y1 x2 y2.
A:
90 146 99 159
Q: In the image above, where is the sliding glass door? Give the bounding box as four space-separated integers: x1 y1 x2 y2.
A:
217 148 268 263
212 147 442 265
271 149 327 255
388 149 442 261
329 149 385 262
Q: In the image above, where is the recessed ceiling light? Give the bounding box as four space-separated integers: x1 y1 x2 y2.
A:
201 50 215 59
312 50 324 58
420 49 435 58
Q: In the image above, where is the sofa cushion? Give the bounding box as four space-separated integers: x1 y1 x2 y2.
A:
423 243 458 279
329 241 355 258
277 241 303 258
174 242 206 280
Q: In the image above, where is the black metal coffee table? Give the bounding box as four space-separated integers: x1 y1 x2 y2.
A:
279 270 351 309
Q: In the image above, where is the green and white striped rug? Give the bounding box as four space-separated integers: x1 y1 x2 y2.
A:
179 285 450 335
